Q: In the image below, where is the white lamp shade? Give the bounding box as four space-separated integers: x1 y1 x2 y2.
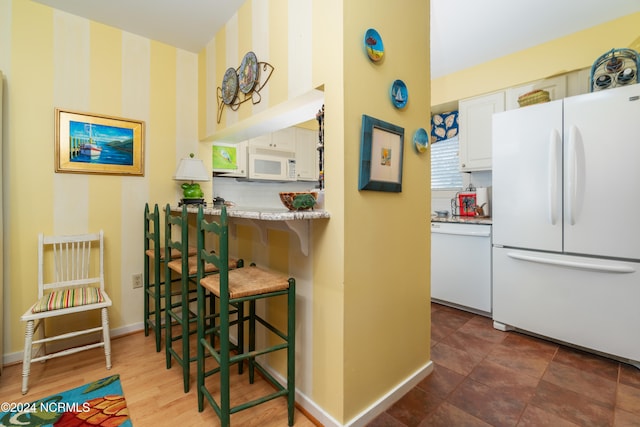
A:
173 157 210 182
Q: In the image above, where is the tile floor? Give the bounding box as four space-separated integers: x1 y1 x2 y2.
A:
368 303 640 427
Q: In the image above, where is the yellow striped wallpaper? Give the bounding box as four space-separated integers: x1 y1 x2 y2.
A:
5 0 197 351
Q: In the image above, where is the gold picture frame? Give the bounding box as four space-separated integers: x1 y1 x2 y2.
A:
55 108 145 176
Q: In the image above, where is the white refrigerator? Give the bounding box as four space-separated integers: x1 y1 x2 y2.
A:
492 84 640 367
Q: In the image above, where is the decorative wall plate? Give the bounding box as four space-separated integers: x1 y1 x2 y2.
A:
364 28 384 62
390 79 408 109
239 51 259 94
413 128 429 153
221 67 239 105
590 48 640 92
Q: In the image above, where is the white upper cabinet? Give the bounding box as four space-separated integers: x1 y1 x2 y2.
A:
294 128 319 181
458 91 505 171
250 127 296 152
505 75 567 110
566 67 591 97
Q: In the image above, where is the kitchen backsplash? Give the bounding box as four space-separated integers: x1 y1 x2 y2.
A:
213 176 316 209
432 171 492 215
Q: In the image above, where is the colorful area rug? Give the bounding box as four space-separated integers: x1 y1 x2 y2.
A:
0 374 131 427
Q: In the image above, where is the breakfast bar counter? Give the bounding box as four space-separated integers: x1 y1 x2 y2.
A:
170 205 330 255
172 204 330 220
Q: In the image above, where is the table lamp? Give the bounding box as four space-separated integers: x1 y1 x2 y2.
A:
173 153 210 205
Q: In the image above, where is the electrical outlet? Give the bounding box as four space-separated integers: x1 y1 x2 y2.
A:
132 273 143 289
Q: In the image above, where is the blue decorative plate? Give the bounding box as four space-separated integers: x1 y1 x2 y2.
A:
221 67 238 105
413 128 429 153
239 51 259 94
364 28 384 62
390 79 408 109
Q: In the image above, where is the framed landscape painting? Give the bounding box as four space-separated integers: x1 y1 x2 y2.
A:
55 109 145 176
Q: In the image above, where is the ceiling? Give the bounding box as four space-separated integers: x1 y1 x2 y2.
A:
33 0 247 53
431 0 640 78
33 0 640 78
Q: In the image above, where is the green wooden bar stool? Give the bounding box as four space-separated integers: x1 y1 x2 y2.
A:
195 205 296 426
164 204 240 393
143 203 195 352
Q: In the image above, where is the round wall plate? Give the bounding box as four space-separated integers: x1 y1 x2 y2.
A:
364 28 384 62
413 128 429 153
221 67 238 105
390 79 408 109
239 51 259 94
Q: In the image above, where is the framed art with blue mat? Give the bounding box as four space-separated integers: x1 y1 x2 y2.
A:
358 114 404 192
0 374 131 427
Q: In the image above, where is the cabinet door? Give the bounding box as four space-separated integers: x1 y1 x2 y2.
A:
248 133 272 150
270 127 296 151
566 68 591 97
294 128 318 181
458 91 504 171
505 75 567 110
249 128 296 152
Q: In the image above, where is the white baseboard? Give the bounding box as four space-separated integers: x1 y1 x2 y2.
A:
343 361 434 427
263 359 434 427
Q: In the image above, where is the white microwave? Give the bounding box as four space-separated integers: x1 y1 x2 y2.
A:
248 146 297 181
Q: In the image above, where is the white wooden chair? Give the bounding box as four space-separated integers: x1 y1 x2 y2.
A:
20 231 112 394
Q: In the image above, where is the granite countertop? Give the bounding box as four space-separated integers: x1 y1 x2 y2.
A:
172 204 330 221
431 215 492 225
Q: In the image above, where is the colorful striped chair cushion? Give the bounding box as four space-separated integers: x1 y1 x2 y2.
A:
32 287 105 313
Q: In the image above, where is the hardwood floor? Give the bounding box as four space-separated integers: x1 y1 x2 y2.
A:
0 331 318 426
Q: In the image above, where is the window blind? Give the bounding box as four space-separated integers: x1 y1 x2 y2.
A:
431 137 463 189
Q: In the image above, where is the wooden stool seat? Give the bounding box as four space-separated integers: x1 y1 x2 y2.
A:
145 246 196 261
167 255 239 276
200 265 290 298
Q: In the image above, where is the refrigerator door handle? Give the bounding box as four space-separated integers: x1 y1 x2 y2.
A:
506 252 636 274
566 125 578 225
548 128 560 225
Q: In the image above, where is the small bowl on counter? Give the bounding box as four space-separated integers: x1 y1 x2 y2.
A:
279 192 318 211
434 210 449 218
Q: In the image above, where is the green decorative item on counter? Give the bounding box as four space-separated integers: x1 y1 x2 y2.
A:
293 194 316 210
181 182 204 199
279 192 318 211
